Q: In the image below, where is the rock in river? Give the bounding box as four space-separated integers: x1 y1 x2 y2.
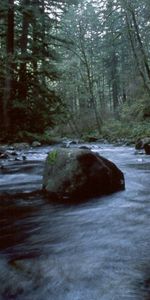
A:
135 137 150 154
42 148 125 202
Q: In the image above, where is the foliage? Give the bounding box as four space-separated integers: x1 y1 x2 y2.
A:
0 0 150 142
56 0 150 140
0 0 78 139
101 120 131 141
130 122 150 139
101 119 150 141
7 130 61 144
120 98 150 121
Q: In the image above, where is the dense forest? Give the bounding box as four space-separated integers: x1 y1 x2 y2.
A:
0 0 150 142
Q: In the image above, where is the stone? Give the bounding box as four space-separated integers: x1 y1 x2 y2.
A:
32 141 41 147
42 148 125 202
61 140 78 148
11 143 30 150
135 138 150 155
79 145 91 150
0 152 9 159
85 136 99 142
144 142 150 155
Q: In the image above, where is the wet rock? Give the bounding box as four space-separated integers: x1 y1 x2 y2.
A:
15 157 22 161
144 143 150 155
85 136 99 142
0 146 8 159
43 148 125 202
98 138 108 144
0 145 8 152
14 154 27 161
135 138 150 155
8 150 18 156
32 141 41 147
11 142 30 150
135 138 144 150
0 147 19 159
61 139 78 148
22 155 27 160
0 151 9 159
0 146 27 162
79 145 91 150
0 147 22 161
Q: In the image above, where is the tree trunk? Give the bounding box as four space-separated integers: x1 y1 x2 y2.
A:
111 51 119 114
41 0 46 88
18 0 30 102
125 11 150 95
2 0 14 132
130 8 150 80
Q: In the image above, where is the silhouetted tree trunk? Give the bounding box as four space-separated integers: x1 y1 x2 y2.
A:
2 0 14 132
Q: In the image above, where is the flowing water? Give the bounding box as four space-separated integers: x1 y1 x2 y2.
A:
0 144 150 300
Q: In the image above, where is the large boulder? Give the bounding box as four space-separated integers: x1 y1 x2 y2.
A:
42 148 125 202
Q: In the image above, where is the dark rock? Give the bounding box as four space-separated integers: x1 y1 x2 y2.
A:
135 138 144 150
144 143 150 155
135 138 150 155
42 148 125 202
15 157 22 161
0 152 9 159
79 145 91 150
1 149 18 159
22 155 27 160
85 136 99 142
69 140 78 145
91 145 101 150
8 151 18 156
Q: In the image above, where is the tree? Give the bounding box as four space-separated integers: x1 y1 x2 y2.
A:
0 0 79 139
120 0 150 94
2 0 14 132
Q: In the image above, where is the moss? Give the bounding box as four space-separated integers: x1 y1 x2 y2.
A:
47 150 58 165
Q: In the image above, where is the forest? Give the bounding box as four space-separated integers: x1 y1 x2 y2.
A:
0 0 150 143
1 2 150 298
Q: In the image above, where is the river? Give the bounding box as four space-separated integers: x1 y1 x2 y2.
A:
0 144 150 300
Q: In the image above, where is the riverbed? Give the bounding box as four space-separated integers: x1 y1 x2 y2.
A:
0 144 150 300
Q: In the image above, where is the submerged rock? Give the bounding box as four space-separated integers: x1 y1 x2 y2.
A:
42 148 125 202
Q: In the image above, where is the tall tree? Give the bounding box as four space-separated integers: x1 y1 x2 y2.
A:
0 0 79 138
2 0 14 132
120 0 150 94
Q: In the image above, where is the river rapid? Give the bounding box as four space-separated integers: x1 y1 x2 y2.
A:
0 144 150 300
